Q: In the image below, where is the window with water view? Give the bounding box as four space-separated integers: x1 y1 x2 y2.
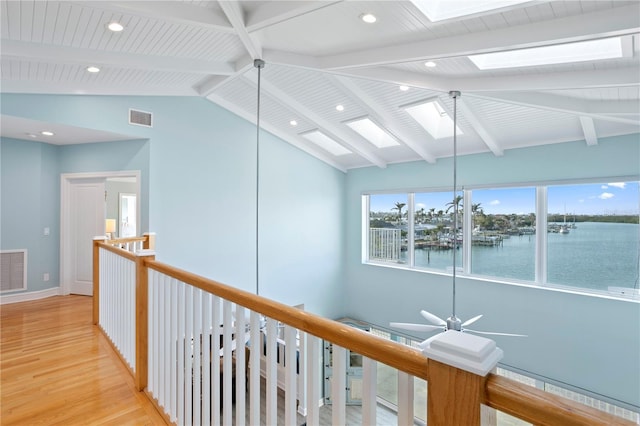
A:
366 180 640 295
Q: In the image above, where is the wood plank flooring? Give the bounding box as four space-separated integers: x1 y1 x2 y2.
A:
1 295 406 425
1 295 166 425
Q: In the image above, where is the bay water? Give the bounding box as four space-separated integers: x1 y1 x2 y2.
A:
410 222 639 292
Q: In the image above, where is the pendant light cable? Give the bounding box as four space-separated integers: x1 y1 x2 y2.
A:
254 59 265 296
450 90 460 318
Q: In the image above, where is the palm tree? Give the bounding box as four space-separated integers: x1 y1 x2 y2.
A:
472 202 483 231
392 202 406 225
446 195 464 231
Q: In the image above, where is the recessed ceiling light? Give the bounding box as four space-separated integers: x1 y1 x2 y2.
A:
399 85 409 91
424 61 437 68
290 120 298 126
301 130 352 156
360 13 377 23
86 66 100 73
468 37 625 70
40 131 54 136
345 117 400 148
336 105 345 112
403 99 463 140
107 22 124 32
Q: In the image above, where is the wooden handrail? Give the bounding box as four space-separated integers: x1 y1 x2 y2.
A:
98 241 139 261
485 375 636 426
105 236 146 245
145 258 638 426
145 259 430 381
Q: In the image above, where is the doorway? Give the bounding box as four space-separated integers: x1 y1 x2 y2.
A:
60 171 140 296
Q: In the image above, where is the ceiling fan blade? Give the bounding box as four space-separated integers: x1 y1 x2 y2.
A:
418 334 442 350
462 314 483 327
390 322 444 332
464 328 527 337
420 310 447 326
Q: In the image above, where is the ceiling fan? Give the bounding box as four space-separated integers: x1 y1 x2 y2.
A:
390 91 525 348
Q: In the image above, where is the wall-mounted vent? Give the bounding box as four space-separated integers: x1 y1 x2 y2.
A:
129 109 153 127
1 250 27 292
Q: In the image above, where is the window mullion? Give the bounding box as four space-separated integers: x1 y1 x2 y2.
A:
408 193 415 268
463 189 472 274
535 186 547 284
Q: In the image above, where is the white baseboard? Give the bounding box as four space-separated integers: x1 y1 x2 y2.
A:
0 287 62 304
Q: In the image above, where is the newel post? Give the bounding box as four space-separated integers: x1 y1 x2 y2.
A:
143 232 156 250
134 248 155 391
92 236 107 325
423 331 503 426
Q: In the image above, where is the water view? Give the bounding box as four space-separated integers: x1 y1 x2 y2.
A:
368 181 640 294
407 222 639 292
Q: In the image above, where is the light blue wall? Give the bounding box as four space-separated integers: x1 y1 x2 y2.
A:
1 138 60 292
59 140 150 233
0 135 150 295
345 134 640 409
0 93 346 317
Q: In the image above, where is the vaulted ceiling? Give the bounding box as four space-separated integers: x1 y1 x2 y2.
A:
1 0 639 171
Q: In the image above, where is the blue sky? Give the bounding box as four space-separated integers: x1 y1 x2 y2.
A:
369 181 639 215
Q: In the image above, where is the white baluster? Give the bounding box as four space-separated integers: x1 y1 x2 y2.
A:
332 345 347 426
266 318 278 426
169 278 177 423
297 330 307 416
193 288 202 426
168 275 179 423
148 269 156 398
284 324 297 425
362 356 377 426
177 282 185 425
211 295 221 426
306 335 321 426
202 292 212 426
398 371 414 426
222 301 233 426
249 311 261 426
235 305 246 426
185 285 193 426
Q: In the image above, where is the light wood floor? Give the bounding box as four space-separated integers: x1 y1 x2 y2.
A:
1 295 166 425
1 295 406 426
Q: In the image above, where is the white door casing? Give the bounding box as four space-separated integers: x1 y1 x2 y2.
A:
60 171 141 296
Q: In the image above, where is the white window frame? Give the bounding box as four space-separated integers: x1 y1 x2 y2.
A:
363 176 640 299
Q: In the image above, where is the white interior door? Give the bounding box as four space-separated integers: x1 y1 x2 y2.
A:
68 178 105 295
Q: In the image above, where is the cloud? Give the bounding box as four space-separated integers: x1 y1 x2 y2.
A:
608 182 626 189
489 200 500 205
599 192 614 200
416 203 427 210
601 185 608 189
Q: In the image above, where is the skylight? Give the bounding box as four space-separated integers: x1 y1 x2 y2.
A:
469 37 624 70
410 0 529 22
403 100 463 140
345 117 399 148
301 130 352 156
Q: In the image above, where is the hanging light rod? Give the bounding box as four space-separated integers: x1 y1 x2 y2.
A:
254 58 265 296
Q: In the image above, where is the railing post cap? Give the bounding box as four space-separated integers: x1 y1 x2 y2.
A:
135 249 156 257
422 330 503 376
143 232 156 236
93 236 108 241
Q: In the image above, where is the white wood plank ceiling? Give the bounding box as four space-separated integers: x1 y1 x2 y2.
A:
1 0 639 171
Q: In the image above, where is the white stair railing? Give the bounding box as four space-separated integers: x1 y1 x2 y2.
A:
95 236 633 426
147 269 319 426
98 246 136 371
